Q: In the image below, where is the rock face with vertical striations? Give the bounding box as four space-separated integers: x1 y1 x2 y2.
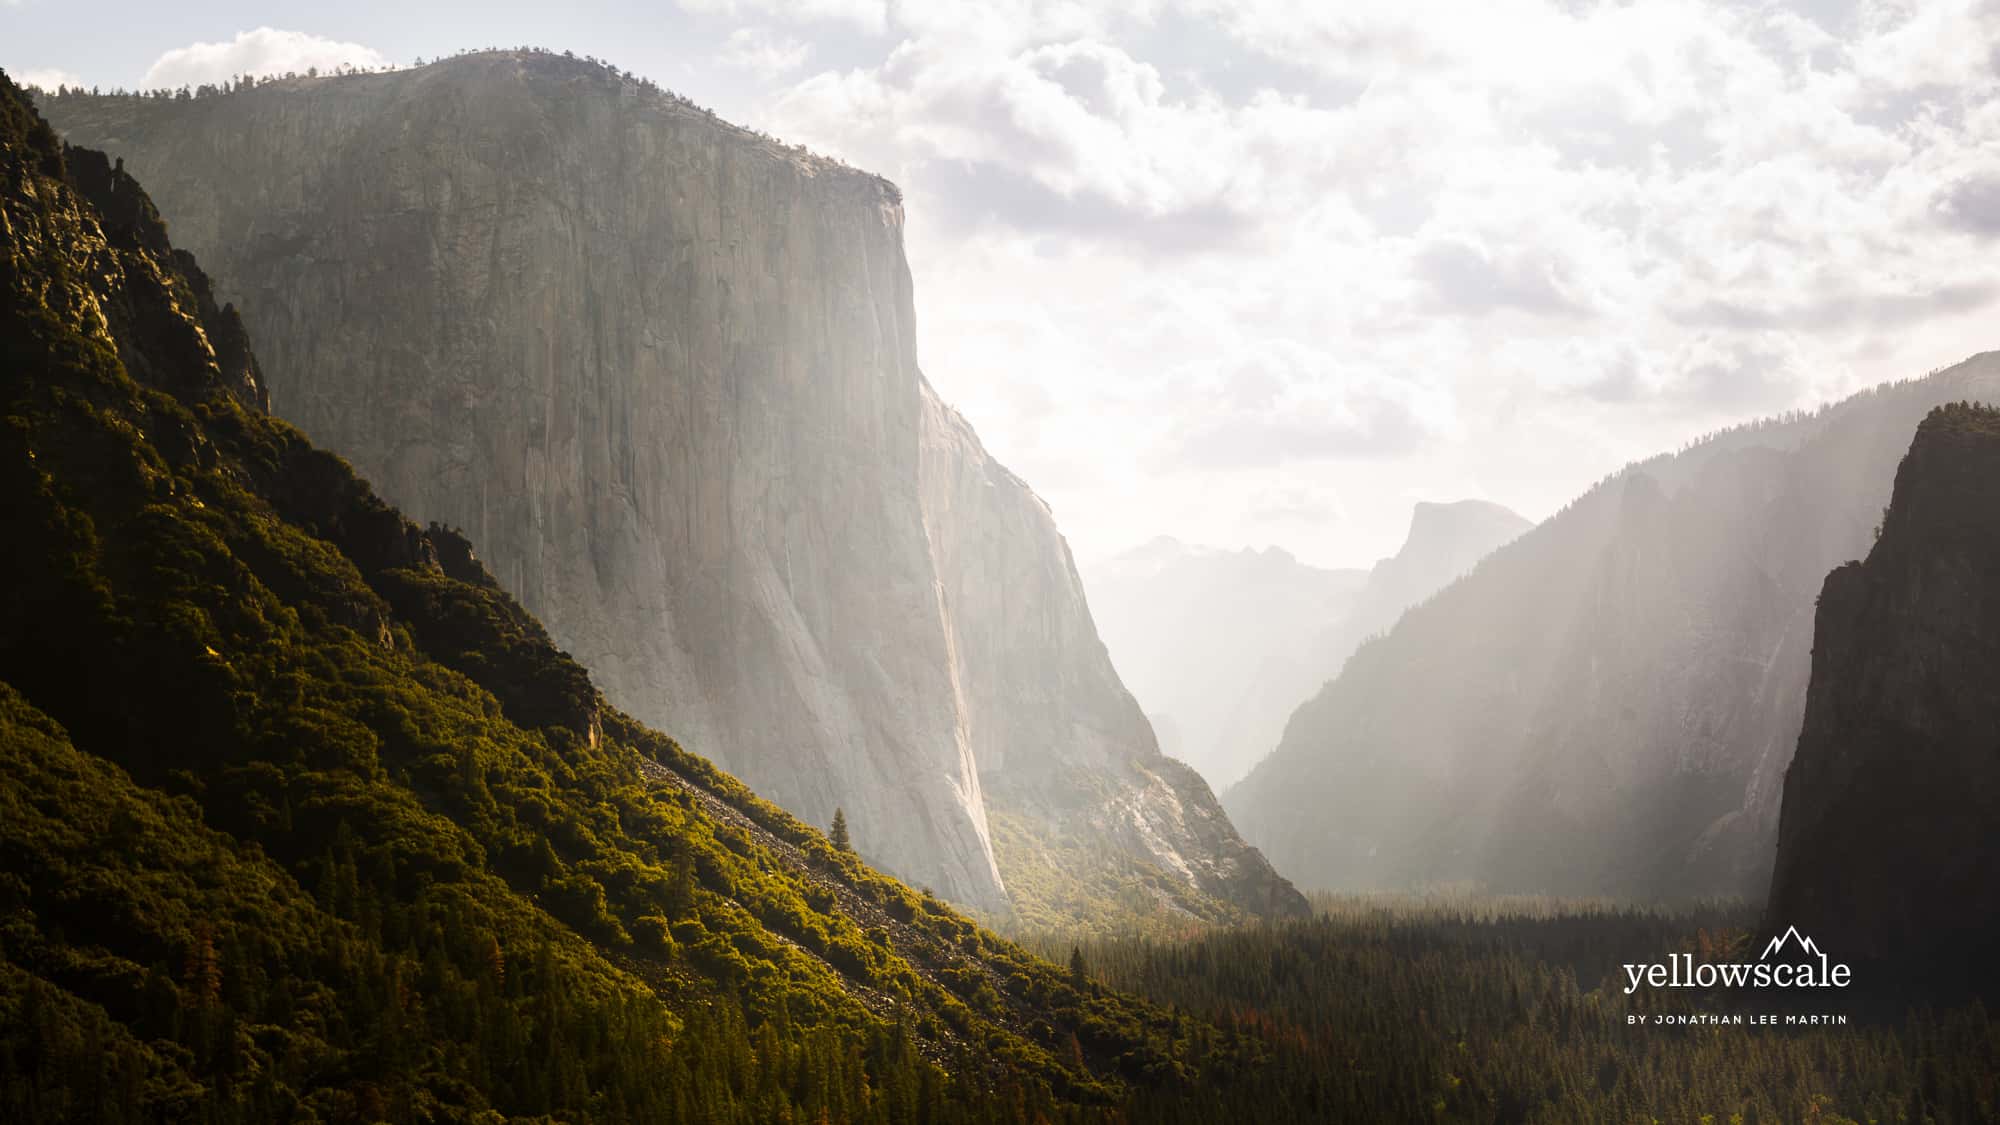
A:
1226 354 2000 900
1766 404 2000 998
38 51 1301 923
920 382 1304 925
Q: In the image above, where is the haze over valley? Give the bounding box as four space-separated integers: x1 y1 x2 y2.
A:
6 3 2000 1121
1084 498 1527 789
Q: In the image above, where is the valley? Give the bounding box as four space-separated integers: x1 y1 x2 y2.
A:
6 3 2000 1119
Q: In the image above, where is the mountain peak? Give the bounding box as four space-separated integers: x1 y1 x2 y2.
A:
1399 498 1530 560
1363 498 1530 612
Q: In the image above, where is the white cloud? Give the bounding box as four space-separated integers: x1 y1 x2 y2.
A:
14 67 83 91
679 0 888 35
455 0 2000 565
141 27 390 90
769 36 1288 252
1847 0 2000 93
718 28 813 78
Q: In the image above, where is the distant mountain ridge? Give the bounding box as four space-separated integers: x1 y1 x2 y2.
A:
39 51 1302 927
1084 500 1526 790
1335 500 1533 654
1084 539 1366 789
1227 355 2000 899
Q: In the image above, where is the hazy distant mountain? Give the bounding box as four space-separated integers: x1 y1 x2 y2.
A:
1767 404 2000 999
40 51 1301 927
1083 539 1365 789
1084 500 1526 790
1227 354 2000 900
1329 501 1533 659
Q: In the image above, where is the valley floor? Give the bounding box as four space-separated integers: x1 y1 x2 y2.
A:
1017 891 1998 1123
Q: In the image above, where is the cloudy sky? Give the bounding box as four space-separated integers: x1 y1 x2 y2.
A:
8 1 2000 568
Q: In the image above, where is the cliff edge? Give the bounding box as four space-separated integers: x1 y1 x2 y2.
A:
1767 402 2000 998
38 51 1300 924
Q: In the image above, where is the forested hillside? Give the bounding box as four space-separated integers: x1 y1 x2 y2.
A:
0 70 1265 1122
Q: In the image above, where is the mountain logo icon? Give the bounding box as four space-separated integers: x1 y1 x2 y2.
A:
1760 926 1823 961
1622 925 1851 993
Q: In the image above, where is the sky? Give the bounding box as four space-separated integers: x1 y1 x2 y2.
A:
7 1 2000 569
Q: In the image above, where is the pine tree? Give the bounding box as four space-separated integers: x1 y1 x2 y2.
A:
1069 945 1088 988
830 808 852 853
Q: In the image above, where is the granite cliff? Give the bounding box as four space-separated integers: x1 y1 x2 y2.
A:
39 51 1300 924
1766 403 2000 999
0 72 1288 1116
1227 355 2000 899
921 384 1301 925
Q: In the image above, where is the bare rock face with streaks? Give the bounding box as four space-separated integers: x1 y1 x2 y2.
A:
40 52 1301 923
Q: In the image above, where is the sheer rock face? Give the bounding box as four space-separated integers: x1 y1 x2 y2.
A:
41 53 1299 920
1767 405 2000 995
1226 354 2000 899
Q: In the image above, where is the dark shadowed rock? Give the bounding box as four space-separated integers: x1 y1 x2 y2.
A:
1767 403 2000 1000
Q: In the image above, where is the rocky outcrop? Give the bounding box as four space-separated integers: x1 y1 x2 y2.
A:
1226 355 2000 899
1766 404 2000 997
38 52 1298 922
23 139 269 413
